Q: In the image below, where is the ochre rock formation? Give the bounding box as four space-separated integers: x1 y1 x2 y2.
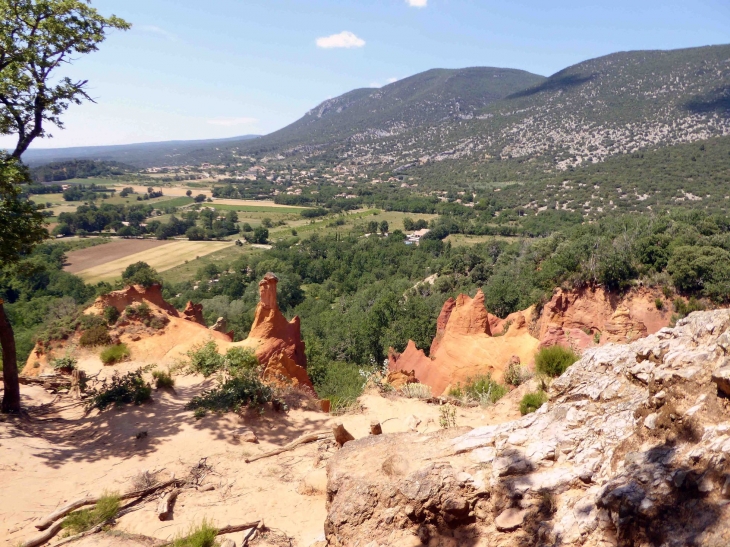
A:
386 369 418 389
537 286 668 351
87 284 178 317
183 301 205 325
25 274 312 390
231 273 309 388
391 292 539 396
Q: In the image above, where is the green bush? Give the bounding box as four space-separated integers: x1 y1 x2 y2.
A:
100 343 131 365
449 374 508 405
62 493 120 534
312 361 364 413
654 298 663 310
535 345 579 378
504 361 527 386
185 370 273 413
171 520 219 547
80 325 112 347
223 347 259 376
520 391 548 415
152 369 175 389
188 341 225 377
103 306 120 325
125 302 151 319
51 355 77 372
87 369 151 411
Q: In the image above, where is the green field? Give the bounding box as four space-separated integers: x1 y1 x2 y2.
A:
209 203 307 214
160 244 264 284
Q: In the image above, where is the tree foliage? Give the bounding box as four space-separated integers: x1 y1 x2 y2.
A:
0 0 130 157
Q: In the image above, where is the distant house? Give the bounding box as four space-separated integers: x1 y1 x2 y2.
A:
406 228 430 245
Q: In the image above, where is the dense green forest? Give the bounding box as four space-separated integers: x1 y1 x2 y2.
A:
4 208 727 404
30 160 132 182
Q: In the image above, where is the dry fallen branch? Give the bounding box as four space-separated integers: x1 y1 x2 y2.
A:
157 488 179 521
19 521 64 547
245 432 331 463
21 507 138 547
34 479 179 530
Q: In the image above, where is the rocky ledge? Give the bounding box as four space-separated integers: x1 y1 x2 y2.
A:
325 310 730 547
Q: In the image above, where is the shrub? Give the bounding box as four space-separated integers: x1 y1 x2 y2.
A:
312 361 364 414
673 297 706 318
504 361 528 387
103 306 120 325
185 370 273 414
87 369 151 411
100 343 131 365
520 391 548 415
188 341 224 377
400 383 432 399
62 493 120 534
223 347 259 376
654 298 663 310
52 355 77 372
439 404 457 429
662 286 673 299
171 520 219 547
152 369 175 389
535 345 579 378
125 302 151 319
449 374 508 405
80 325 112 347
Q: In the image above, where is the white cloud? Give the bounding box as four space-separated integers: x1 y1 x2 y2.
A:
207 117 258 127
139 25 178 41
316 31 365 49
406 0 427 7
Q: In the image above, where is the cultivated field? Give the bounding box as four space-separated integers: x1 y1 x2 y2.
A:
63 239 173 273
70 240 235 283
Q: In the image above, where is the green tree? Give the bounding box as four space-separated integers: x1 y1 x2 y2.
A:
0 0 128 413
121 262 161 288
379 220 389 234
186 189 192 197
0 0 130 158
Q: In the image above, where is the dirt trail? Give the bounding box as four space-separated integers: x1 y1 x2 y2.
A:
1 376 528 547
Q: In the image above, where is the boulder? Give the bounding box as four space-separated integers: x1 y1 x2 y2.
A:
386 369 418 389
711 360 730 396
326 310 730 546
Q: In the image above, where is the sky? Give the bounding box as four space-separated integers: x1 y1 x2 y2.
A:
2 0 729 150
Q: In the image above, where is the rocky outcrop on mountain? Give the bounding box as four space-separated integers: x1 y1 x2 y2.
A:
386 369 418 389
390 292 539 395
182 301 205 325
326 310 730 546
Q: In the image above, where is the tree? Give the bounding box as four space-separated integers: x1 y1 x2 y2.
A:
379 220 389 234
194 194 206 203
249 226 269 244
121 262 161 288
0 0 130 158
0 1 128 413
186 189 192 197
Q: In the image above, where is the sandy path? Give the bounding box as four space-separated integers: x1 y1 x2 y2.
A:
0 376 529 546
63 239 173 274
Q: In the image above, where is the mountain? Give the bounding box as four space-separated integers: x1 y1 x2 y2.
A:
18 134 260 167
229 44 730 178
243 67 546 153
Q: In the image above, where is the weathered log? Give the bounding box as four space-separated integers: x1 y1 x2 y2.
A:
370 421 383 435
333 422 355 447
244 432 330 463
19 521 63 547
35 478 178 530
157 488 179 520
216 521 261 535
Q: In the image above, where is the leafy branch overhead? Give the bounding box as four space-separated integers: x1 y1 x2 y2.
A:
0 0 130 158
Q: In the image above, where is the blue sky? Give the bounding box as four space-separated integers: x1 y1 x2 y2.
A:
5 0 729 149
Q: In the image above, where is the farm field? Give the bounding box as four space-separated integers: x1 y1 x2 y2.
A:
444 234 522 246
212 199 308 209
112 184 213 198
63 238 173 273
209 203 307 214
70 240 235 283
161 244 264 284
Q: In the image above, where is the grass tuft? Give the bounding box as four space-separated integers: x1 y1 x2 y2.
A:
534 345 579 378
62 493 120 534
520 391 548 415
171 520 220 547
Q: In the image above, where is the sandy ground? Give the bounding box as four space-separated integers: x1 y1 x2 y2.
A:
63 240 173 274
74 241 234 283
1 373 529 547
